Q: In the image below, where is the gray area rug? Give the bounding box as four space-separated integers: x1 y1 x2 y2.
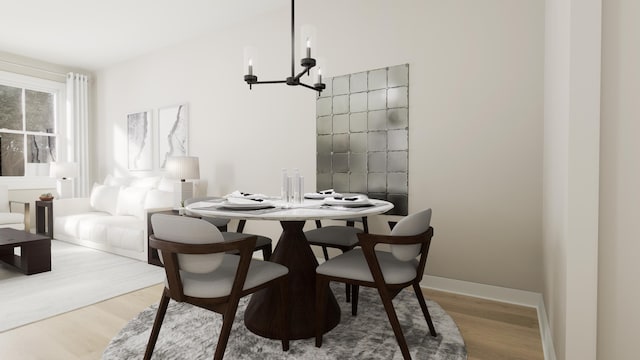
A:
104 284 467 360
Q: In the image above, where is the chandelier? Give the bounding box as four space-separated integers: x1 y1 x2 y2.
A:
243 0 326 93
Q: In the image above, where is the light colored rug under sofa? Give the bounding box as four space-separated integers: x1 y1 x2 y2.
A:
103 284 467 360
0 240 164 332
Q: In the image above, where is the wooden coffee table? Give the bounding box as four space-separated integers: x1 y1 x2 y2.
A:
0 228 51 275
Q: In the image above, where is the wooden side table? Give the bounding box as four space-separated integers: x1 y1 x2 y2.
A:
35 200 54 238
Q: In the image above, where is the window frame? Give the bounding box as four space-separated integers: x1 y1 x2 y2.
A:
0 70 67 189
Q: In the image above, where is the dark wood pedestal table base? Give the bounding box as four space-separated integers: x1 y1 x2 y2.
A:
185 198 394 340
243 221 340 339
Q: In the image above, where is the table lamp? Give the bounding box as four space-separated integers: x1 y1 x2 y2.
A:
165 156 200 207
49 162 79 199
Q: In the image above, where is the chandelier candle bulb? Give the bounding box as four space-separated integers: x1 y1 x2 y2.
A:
306 38 311 58
248 59 253 76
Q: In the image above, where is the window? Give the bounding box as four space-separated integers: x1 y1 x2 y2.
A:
0 71 66 178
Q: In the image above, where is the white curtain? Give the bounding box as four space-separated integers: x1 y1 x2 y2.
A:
66 73 90 197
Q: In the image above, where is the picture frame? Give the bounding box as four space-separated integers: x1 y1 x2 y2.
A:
127 110 153 171
158 103 188 168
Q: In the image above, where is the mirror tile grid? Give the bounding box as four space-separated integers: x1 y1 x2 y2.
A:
316 64 409 215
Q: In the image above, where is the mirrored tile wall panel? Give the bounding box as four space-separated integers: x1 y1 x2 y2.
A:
316 64 409 216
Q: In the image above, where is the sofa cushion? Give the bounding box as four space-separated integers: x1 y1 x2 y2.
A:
103 174 131 187
157 177 175 192
90 184 121 215
55 212 110 239
0 212 24 225
116 186 149 219
78 215 144 252
129 176 160 189
144 189 174 209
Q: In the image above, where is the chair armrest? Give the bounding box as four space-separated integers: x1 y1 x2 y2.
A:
9 201 30 232
356 227 433 247
52 198 93 217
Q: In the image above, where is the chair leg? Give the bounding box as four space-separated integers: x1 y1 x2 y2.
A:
322 246 329 261
144 289 171 360
377 287 412 360
351 284 359 316
263 245 272 261
315 275 329 348
346 283 351 303
413 283 437 337
279 276 290 351
213 297 242 360
236 219 246 233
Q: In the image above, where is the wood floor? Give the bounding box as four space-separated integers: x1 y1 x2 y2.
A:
0 284 543 360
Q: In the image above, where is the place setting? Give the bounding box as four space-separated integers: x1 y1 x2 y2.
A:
190 191 280 213
305 189 378 210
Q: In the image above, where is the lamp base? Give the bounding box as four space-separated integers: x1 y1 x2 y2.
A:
56 178 73 199
174 181 193 207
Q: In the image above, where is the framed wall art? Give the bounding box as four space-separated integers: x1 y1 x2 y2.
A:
158 103 188 168
127 110 152 171
316 64 409 215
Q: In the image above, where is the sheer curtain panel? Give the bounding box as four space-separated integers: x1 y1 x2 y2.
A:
66 73 89 197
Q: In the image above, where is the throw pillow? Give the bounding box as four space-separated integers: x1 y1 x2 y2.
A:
129 176 160 189
116 186 149 219
90 183 121 215
103 174 131 187
144 189 175 210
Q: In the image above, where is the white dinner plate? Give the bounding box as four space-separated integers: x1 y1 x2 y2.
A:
323 195 372 207
304 192 343 199
221 198 274 210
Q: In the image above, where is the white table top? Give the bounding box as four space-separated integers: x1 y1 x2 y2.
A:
185 198 394 221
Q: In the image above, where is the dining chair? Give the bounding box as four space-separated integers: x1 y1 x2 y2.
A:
185 196 273 260
314 209 436 360
305 216 368 303
145 214 289 360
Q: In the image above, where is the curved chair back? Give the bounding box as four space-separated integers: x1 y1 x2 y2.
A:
390 208 432 261
151 214 225 273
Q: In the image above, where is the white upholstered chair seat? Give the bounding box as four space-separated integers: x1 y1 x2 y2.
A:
316 248 418 285
305 226 362 247
172 254 288 298
0 212 25 225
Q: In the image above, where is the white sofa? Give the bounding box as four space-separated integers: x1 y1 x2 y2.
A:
53 175 206 262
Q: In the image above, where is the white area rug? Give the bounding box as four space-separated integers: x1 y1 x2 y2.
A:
0 240 164 332
104 284 467 360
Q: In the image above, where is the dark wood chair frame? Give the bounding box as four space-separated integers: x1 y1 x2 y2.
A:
144 234 290 360
308 217 368 303
235 219 272 260
315 227 436 360
310 217 368 260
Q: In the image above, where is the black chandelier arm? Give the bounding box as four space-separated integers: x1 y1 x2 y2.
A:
298 82 321 91
243 0 324 93
252 80 288 85
293 66 314 82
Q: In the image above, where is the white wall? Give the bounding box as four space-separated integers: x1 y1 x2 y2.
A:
599 0 640 359
543 0 601 359
94 0 544 292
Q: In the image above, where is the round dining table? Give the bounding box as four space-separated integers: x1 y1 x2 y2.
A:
186 197 394 340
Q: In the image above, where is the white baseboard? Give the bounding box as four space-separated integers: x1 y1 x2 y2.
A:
419 275 556 360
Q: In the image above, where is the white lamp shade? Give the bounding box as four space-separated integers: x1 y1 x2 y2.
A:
49 162 79 179
166 156 200 180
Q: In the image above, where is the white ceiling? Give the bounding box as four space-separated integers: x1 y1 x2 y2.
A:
0 0 283 71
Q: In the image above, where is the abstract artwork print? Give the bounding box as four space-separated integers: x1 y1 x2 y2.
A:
127 111 152 171
158 104 188 168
